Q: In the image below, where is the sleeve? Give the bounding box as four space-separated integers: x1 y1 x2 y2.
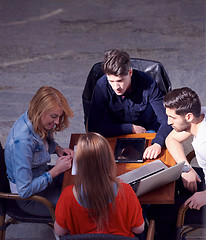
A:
149 82 172 147
88 79 133 137
125 184 144 228
13 139 52 198
195 138 206 161
55 188 70 230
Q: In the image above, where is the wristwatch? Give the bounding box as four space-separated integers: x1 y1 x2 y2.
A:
182 164 192 173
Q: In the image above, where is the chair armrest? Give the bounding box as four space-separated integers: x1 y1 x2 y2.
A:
0 192 55 222
176 204 189 228
146 219 155 240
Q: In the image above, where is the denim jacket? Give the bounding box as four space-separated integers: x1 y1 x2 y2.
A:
5 111 56 198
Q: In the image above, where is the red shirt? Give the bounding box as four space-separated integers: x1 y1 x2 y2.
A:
55 183 144 237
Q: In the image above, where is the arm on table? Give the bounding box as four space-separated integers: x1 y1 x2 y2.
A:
143 82 172 159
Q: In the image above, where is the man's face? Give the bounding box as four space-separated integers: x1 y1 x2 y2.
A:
107 69 132 96
166 108 190 132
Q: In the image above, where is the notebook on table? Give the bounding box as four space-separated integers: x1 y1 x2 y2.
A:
117 160 184 197
114 138 146 163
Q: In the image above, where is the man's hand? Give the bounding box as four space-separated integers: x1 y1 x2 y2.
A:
181 168 201 192
143 143 161 159
132 124 147 133
184 190 206 210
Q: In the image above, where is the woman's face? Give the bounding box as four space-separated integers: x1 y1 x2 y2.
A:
41 106 63 130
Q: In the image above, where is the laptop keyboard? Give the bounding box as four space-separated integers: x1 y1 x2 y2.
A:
129 179 140 193
128 168 165 193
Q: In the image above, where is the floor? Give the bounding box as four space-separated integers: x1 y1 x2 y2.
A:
0 0 206 239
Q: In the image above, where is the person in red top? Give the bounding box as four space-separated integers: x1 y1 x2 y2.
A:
54 132 144 237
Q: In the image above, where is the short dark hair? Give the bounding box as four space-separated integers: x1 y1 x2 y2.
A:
163 87 201 117
103 49 131 76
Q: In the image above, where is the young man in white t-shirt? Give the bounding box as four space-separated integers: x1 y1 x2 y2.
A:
148 87 206 240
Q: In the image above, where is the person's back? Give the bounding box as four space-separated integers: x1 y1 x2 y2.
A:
54 132 144 237
56 183 143 236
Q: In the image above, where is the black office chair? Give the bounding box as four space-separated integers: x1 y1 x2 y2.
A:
60 219 155 240
82 58 172 128
61 233 139 240
175 151 206 240
0 142 55 240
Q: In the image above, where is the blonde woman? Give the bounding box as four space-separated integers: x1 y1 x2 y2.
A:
54 132 144 237
5 86 74 216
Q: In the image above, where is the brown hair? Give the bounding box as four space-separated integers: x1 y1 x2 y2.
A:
28 86 73 139
163 87 201 118
75 132 119 231
103 49 131 76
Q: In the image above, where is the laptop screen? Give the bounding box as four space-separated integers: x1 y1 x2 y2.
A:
114 138 146 163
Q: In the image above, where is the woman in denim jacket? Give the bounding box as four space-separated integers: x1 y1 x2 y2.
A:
5 86 74 216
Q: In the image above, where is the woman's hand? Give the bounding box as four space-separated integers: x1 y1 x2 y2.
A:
49 152 73 178
55 144 74 158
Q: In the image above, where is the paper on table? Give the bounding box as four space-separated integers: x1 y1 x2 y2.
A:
71 145 77 175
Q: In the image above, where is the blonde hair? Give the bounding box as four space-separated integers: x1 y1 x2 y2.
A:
28 86 73 139
75 132 119 231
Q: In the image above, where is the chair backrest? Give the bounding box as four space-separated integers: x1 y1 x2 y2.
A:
0 142 10 219
61 233 139 240
0 142 10 193
82 58 171 127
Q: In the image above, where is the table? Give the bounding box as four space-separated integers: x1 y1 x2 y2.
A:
62 133 176 204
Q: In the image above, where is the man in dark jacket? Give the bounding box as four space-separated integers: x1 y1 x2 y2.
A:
88 49 172 159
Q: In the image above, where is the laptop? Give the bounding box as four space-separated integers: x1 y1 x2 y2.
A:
114 138 146 163
117 160 184 197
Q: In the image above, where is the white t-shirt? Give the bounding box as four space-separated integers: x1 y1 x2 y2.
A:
192 107 206 182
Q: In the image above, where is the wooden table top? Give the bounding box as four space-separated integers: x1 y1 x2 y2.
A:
62 133 176 204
